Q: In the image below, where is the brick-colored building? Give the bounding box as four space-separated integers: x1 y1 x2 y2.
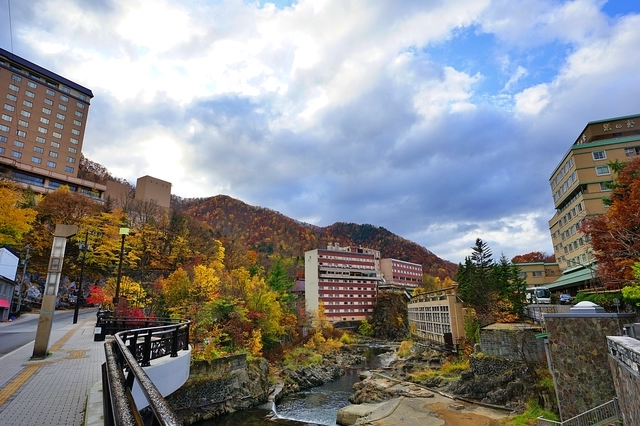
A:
304 243 382 323
0 47 104 199
380 258 422 289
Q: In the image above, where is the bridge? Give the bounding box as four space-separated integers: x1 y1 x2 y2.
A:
97 316 191 426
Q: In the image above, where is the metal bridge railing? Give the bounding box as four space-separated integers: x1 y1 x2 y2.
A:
538 398 622 426
102 319 190 426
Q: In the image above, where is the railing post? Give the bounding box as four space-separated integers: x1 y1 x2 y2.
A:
171 326 179 357
142 331 152 367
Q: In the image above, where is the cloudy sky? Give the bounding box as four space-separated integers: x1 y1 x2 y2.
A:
1 0 639 263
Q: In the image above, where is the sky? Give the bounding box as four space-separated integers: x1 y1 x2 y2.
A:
1 0 640 264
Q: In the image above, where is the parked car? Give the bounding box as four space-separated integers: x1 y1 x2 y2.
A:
559 293 573 305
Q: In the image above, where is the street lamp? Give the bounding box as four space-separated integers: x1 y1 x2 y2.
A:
73 231 90 324
114 227 129 308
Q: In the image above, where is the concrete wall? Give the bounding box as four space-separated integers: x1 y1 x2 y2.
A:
545 311 634 420
607 336 640 426
131 346 191 409
479 323 545 362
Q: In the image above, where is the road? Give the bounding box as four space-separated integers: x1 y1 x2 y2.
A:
0 308 98 357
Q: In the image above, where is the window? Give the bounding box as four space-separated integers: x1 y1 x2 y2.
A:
71 128 80 136
52 131 62 139
34 146 43 154
0 135 6 143
46 89 55 96
73 119 81 126
70 137 79 145
60 95 69 102
6 94 17 101
9 83 19 91
66 156 75 163
22 100 32 108
40 117 50 124
18 120 28 127
16 130 26 137
20 110 30 117
592 151 606 160
38 127 48 134
596 165 610 176
77 102 85 109
68 146 77 154
51 141 60 148
56 113 65 120
47 161 56 168
54 122 63 129
78 94 87 101
12 150 22 158
0 124 10 132
42 108 51 115
65 166 74 173
0 147 4 154
13 140 24 148
2 114 12 122
25 90 35 98
60 86 70 94
35 136 45 144
600 182 612 191
32 156 42 164
27 81 37 89
58 104 67 111
4 104 15 112
44 98 53 105
75 111 84 118
11 74 22 82
49 151 58 158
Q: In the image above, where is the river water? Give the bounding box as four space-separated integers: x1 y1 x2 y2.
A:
196 346 389 426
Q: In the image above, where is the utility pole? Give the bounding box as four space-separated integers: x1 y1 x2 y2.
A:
17 244 30 312
73 232 89 324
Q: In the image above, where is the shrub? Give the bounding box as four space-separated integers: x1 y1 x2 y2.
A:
397 340 414 357
339 332 354 344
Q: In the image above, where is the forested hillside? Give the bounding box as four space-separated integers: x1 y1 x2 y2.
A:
176 195 457 279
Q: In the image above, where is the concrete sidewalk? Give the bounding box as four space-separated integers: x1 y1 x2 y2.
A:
0 316 105 426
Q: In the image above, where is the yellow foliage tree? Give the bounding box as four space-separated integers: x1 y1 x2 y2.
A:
0 185 37 247
105 276 146 308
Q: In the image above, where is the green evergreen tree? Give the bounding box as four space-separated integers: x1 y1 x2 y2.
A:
267 257 295 305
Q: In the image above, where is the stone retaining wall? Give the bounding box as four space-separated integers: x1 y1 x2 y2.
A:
479 325 545 362
607 336 640 426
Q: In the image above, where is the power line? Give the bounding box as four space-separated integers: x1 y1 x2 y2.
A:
7 0 13 52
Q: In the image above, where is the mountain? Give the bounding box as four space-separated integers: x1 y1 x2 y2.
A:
176 195 457 279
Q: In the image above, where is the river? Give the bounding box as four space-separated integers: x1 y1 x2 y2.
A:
195 346 389 426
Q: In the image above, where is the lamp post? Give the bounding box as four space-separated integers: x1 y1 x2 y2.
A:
114 227 129 308
73 231 90 324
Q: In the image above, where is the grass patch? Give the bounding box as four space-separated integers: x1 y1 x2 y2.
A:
410 357 470 381
397 340 414 357
501 400 558 426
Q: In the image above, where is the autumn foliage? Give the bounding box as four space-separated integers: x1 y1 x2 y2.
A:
583 157 640 288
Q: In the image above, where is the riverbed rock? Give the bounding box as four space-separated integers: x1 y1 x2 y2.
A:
280 363 345 396
349 374 434 404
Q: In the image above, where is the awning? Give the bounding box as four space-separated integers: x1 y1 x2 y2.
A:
0 298 10 309
546 267 596 291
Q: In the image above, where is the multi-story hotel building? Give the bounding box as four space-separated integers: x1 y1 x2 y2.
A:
0 47 105 199
407 286 465 350
514 262 561 287
547 113 640 289
305 243 383 323
379 258 422 289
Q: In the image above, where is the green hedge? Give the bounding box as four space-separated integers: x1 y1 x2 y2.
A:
574 291 624 311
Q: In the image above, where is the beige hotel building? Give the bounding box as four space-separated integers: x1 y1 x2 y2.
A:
547 113 640 289
0 47 105 199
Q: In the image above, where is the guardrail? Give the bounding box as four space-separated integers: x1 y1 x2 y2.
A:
538 398 621 426
102 319 190 426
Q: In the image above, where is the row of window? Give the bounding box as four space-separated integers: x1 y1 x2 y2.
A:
320 286 374 291
325 309 370 313
7 70 88 102
321 293 373 298
0 147 74 173
323 301 372 305
551 157 575 190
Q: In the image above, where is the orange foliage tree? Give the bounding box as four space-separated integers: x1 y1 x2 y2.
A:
583 158 640 288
